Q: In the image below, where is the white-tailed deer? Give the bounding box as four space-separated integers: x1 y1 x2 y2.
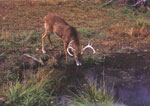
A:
42 13 96 66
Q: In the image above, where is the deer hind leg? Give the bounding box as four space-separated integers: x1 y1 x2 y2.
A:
64 41 69 62
47 34 54 50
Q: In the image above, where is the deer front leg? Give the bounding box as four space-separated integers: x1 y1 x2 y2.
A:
64 42 69 62
42 31 48 54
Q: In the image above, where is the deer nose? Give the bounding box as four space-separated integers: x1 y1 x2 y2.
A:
76 62 82 66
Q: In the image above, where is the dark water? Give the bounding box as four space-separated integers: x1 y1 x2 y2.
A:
115 83 150 106
85 52 150 106
57 52 150 106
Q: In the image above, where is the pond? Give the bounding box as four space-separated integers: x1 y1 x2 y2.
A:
85 52 150 106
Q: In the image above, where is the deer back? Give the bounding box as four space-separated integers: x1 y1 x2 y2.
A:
44 13 80 46
44 14 68 37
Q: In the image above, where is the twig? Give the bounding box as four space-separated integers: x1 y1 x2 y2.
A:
23 54 44 65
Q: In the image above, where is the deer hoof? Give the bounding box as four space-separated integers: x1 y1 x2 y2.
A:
42 49 46 54
50 46 54 50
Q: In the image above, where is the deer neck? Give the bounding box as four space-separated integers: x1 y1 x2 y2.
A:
72 40 81 52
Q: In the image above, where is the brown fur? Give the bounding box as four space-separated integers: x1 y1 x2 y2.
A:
42 13 81 62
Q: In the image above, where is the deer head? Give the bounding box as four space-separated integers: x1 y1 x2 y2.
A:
67 41 96 66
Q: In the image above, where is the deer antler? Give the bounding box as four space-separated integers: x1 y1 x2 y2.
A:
82 41 96 54
67 40 75 56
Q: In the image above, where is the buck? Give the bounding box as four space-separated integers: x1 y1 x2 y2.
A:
42 13 96 66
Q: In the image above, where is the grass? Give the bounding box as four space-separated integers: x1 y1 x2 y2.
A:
2 71 55 106
78 27 94 38
82 55 100 68
0 70 117 106
69 81 116 106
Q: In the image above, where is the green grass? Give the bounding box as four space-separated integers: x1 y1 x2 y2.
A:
2 71 55 106
1 71 117 106
82 55 100 68
69 81 116 106
136 18 150 28
78 27 93 38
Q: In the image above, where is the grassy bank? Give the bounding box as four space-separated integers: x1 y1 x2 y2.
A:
1 71 116 106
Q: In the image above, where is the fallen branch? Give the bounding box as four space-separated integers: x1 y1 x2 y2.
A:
23 54 44 65
131 0 144 7
102 0 113 8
